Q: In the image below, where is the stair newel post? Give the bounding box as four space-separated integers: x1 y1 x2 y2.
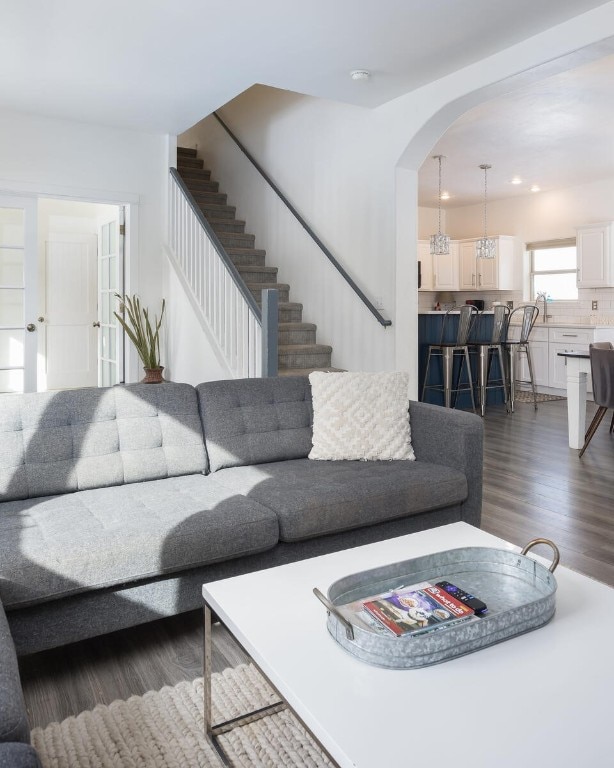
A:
262 288 279 377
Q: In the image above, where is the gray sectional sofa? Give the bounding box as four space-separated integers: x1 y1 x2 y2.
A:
0 375 483 764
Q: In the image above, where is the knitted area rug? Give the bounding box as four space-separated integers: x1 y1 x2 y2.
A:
31 664 332 768
514 390 566 403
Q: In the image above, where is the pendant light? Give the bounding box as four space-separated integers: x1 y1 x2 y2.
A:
476 163 496 259
430 155 450 255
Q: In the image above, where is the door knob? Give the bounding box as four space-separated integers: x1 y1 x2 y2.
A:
38 316 45 322
26 323 36 332
93 321 101 328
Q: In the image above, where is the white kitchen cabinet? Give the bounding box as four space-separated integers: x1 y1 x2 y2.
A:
418 240 433 291
432 242 459 290
459 241 478 290
576 222 614 288
457 236 519 291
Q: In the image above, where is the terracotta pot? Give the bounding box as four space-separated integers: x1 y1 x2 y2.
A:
141 366 165 384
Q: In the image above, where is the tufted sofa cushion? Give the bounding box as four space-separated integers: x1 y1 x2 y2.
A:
0 383 207 502
197 377 313 472
0 474 279 609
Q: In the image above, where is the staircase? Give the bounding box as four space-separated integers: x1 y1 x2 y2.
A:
177 147 341 376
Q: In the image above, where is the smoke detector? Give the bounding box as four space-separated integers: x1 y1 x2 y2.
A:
350 70 371 81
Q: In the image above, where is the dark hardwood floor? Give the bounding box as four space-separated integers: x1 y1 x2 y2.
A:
19 398 614 729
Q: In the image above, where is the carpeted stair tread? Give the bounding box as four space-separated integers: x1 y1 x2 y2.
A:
177 156 205 170
278 323 317 345
208 218 246 233
189 189 228 205
276 301 304 322
279 322 317 331
278 343 332 354
248 283 290 302
218 232 256 247
197 203 237 219
180 177 219 192
238 265 278 278
177 167 212 181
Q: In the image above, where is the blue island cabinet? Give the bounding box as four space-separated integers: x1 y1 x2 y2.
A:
418 312 507 410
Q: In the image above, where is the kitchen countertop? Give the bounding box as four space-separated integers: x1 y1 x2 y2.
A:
419 311 614 328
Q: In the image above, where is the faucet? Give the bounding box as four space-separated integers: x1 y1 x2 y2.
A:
536 291 548 323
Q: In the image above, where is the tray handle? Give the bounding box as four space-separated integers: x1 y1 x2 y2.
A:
521 538 560 572
313 588 355 641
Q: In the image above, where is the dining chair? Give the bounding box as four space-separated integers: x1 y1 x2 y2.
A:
421 304 478 412
579 342 614 458
469 302 511 416
504 304 540 412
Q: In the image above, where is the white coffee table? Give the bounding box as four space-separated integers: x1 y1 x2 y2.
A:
202 523 614 767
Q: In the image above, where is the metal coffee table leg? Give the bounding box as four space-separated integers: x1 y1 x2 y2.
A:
203 603 288 766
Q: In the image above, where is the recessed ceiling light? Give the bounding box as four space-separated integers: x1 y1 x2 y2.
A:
350 70 371 81
440 192 450 200
530 185 541 193
511 177 522 185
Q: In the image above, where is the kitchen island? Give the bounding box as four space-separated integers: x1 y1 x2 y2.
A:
419 310 506 410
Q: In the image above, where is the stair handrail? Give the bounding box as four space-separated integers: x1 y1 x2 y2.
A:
170 167 262 318
213 111 392 328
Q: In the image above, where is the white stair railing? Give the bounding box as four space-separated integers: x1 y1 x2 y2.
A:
167 168 277 378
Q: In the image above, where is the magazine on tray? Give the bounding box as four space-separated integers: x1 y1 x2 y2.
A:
339 581 478 638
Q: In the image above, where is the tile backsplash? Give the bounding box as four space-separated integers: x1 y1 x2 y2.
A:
419 288 614 325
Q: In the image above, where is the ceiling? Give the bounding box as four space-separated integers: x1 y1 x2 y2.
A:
418 51 614 209
0 0 609 134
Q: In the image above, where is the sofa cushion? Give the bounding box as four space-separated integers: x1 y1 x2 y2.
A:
309 371 415 461
0 743 41 768
0 383 207 502
0 475 278 609
0 600 30 744
209 458 468 542
197 377 312 472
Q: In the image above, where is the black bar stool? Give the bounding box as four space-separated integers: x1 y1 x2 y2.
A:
422 305 478 412
504 304 540 412
469 303 511 417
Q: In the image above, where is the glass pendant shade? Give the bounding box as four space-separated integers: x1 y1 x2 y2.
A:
476 163 496 259
476 236 496 259
430 232 451 255
430 155 450 255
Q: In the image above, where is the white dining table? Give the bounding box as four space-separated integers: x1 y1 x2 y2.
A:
558 351 591 449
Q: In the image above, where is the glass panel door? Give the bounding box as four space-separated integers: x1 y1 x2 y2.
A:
0 198 37 392
98 210 123 386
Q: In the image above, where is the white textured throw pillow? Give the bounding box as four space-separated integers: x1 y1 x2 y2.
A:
309 371 415 461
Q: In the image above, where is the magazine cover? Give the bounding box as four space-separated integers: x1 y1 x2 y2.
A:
337 582 433 634
363 583 474 637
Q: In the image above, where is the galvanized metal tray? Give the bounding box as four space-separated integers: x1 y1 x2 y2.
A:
314 539 559 669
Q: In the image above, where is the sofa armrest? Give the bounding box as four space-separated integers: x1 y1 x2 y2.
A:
408 401 483 528
0 743 41 768
0 600 30 745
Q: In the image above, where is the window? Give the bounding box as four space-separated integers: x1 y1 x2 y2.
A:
528 239 578 300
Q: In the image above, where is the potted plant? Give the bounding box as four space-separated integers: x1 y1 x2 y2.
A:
114 293 166 383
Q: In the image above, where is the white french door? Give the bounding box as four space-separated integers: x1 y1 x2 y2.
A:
97 209 124 386
0 196 37 393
